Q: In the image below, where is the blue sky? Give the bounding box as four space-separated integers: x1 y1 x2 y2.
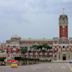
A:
0 0 72 42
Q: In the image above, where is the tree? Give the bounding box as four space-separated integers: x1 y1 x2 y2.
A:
30 44 52 51
20 47 28 54
14 57 24 61
46 45 52 50
31 45 42 51
0 57 6 61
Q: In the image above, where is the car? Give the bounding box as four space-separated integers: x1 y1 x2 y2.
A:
11 62 18 68
69 61 72 63
69 60 72 63
1 62 6 66
0 62 6 66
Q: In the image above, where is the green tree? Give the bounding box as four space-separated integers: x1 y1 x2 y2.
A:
46 45 52 50
0 57 6 61
31 45 42 50
20 47 28 54
31 44 52 51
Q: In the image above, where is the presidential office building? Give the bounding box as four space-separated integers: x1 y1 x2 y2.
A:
1 12 72 61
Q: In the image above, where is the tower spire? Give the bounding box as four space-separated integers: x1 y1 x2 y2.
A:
62 8 65 15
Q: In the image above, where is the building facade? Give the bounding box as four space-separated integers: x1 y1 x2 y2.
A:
0 13 72 61
53 13 72 61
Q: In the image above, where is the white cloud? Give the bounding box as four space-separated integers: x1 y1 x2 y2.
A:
62 0 72 2
0 0 72 42
0 0 61 10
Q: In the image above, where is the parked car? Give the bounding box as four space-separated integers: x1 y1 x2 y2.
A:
0 62 6 66
11 62 18 68
69 61 72 63
69 60 72 63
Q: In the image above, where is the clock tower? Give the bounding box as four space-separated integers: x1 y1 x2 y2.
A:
59 11 68 39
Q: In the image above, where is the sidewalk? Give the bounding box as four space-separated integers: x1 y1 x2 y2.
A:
52 60 70 63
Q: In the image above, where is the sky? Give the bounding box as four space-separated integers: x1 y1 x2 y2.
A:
0 0 72 42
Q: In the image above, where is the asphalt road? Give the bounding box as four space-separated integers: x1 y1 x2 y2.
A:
0 63 72 72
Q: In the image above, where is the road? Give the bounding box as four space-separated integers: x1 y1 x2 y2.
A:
0 63 72 72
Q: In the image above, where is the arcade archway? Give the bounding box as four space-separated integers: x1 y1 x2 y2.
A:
62 54 66 60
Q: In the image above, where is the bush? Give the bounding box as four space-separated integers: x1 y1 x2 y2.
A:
0 57 6 61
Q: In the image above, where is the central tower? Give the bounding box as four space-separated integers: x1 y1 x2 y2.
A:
59 11 68 39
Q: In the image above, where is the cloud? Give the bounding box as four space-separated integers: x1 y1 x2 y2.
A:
0 0 72 42
0 0 71 14
62 0 72 2
0 0 65 11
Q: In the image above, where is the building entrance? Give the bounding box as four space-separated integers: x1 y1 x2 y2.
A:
62 55 66 60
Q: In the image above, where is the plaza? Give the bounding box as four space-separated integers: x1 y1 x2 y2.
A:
0 63 72 72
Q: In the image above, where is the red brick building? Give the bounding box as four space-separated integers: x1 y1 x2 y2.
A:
0 13 72 61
